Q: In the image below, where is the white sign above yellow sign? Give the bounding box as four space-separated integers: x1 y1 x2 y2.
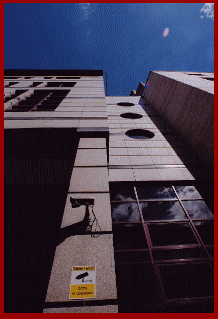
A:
69 266 96 299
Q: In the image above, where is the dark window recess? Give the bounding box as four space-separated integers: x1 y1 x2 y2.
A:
193 220 214 245
4 90 27 103
125 129 155 139
137 186 176 200
187 73 203 76
111 202 141 222
206 246 214 258
46 82 76 88
182 200 213 220
120 113 143 119
112 223 147 250
5 90 70 112
44 76 53 79
152 247 207 261
24 77 33 79
163 298 214 313
140 201 187 221
5 90 51 112
115 262 162 312
114 250 150 265
148 223 198 247
158 262 214 299
56 76 81 79
202 78 214 81
30 82 43 87
4 82 19 88
117 102 135 106
35 90 70 111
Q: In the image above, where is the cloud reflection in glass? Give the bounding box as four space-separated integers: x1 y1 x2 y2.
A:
140 201 187 221
182 201 213 220
175 186 202 199
111 200 141 222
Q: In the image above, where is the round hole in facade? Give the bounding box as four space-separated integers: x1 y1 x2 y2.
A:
120 113 143 119
125 129 155 139
117 102 135 107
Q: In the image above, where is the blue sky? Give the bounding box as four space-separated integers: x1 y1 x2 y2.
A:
4 3 214 96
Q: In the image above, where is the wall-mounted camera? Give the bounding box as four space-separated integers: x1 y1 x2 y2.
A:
70 197 95 208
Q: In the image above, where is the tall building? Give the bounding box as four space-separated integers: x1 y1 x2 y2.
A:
4 70 214 313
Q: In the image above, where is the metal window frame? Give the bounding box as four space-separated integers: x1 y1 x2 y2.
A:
110 183 214 306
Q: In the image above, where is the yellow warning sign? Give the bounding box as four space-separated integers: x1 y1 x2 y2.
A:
69 266 96 299
73 266 95 271
69 284 95 299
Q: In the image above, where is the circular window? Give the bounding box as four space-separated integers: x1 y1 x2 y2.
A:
125 129 155 139
117 102 135 107
120 113 143 119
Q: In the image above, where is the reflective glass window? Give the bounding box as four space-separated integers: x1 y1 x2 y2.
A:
152 247 207 261
194 220 214 245
175 186 202 199
182 200 213 219
137 186 176 200
110 185 136 201
112 223 147 250
115 262 162 311
158 262 214 299
148 223 198 246
206 246 214 258
111 202 141 222
140 201 187 221
114 250 150 265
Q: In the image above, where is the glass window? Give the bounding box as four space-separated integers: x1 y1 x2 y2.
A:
152 247 207 261
112 223 147 250
158 262 214 299
193 220 214 245
137 186 176 200
175 186 202 199
111 202 141 222
110 158 214 310
148 223 198 247
140 201 187 221
114 250 150 265
115 262 162 311
110 185 136 201
206 246 214 258
182 200 213 219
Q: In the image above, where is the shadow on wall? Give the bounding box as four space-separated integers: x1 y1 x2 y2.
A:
140 97 214 211
4 128 79 313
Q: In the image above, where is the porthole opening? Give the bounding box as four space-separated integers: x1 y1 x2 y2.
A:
120 113 143 119
117 102 135 107
125 129 155 139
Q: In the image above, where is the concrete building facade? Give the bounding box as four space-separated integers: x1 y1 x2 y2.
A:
142 71 214 205
4 70 214 313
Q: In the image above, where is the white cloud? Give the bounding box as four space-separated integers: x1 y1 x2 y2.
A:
79 3 94 20
200 3 214 20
